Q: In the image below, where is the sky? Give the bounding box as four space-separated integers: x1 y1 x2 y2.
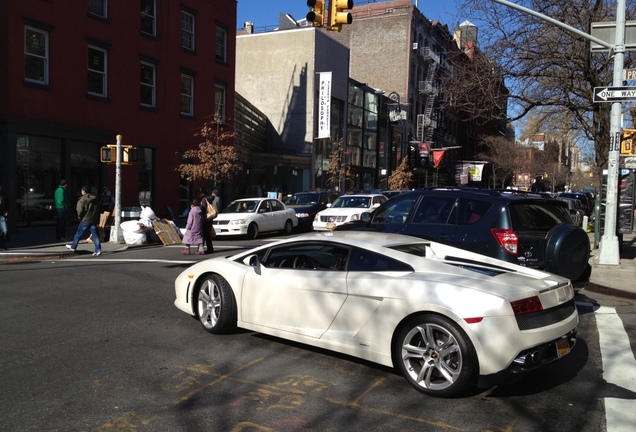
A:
236 0 465 32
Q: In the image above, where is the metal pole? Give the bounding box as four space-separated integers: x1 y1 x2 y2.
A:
598 0 626 265
109 134 124 243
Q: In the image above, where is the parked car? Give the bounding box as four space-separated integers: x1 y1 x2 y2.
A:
174 231 578 397
212 197 297 239
336 188 591 289
312 194 388 231
284 190 342 230
560 197 585 226
559 192 593 216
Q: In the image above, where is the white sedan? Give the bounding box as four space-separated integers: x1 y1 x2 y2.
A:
174 231 577 397
312 194 387 231
212 197 297 239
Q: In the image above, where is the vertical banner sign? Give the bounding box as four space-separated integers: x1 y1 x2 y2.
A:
318 72 332 139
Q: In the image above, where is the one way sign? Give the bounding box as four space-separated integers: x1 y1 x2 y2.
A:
593 86 636 102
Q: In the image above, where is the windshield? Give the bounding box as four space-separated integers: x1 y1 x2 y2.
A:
223 200 259 213
331 196 372 208
285 193 319 205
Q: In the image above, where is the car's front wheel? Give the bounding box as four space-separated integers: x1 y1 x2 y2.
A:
247 223 259 239
394 314 477 397
195 274 237 334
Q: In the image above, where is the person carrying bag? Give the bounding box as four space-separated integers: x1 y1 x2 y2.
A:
197 188 217 253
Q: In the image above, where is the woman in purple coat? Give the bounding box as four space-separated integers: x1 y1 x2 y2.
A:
182 199 204 255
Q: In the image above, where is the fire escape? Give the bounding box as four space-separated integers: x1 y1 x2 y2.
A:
416 47 440 144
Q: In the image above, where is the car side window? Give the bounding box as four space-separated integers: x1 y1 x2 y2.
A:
412 197 457 224
271 200 283 211
457 198 492 225
372 195 418 224
347 247 413 272
261 243 349 271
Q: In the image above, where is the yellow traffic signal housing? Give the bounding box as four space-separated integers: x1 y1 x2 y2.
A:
100 147 112 162
329 0 353 32
306 0 325 27
101 145 138 164
621 129 636 155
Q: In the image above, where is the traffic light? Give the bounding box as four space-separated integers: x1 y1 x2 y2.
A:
329 0 353 32
306 0 325 27
100 147 112 162
621 128 636 155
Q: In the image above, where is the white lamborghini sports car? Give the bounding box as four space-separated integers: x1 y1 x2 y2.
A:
174 231 577 397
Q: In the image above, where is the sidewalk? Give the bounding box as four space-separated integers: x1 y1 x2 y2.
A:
1 224 635 299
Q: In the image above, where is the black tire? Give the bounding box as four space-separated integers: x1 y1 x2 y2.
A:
194 274 237 334
393 314 477 397
545 223 590 280
247 223 259 239
281 219 293 234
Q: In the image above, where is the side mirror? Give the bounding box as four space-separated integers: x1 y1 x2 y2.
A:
360 212 371 223
243 254 260 267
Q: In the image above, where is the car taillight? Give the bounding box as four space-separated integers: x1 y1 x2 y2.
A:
491 228 518 255
511 296 543 315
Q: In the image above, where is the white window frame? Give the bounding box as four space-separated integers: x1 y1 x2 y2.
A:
88 0 108 18
140 62 156 107
215 83 226 121
141 0 156 36
215 26 227 63
24 26 49 85
87 45 107 97
181 11 195 51
180 74 194 116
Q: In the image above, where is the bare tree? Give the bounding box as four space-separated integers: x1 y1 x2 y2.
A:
177 115 239 185
388 157 414 190
454 0 635 177
326 140 356 191
476 135 521 187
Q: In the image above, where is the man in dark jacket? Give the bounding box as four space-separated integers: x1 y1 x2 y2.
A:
0 185 9 250
66 186 101 255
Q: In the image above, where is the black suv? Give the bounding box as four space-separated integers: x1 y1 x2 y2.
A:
337 188 591 288
284 190 342 230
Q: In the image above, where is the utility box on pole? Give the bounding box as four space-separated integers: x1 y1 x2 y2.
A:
598 169 636 236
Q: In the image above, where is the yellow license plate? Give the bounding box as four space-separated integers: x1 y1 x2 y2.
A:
556 338 570 358
326 222 336 230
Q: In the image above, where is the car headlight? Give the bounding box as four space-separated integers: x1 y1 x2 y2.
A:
229 219 247 225
351 213 362 221
296 213 310 218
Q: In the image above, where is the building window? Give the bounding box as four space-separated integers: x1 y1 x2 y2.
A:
215 84 226 121
141 0 156 36
140 62 155 107
88 0 107 18
215 26 227 63
24 26 49 85
180 74 194 116
181 11 195 51
88 46 107 97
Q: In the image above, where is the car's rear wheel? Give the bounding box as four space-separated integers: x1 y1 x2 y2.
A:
281 219 293 234
247 223 259 239
195 274 237 334
394 314 477 397
545 223 590 280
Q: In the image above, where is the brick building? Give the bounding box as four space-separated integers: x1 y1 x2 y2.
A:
0 0 236 229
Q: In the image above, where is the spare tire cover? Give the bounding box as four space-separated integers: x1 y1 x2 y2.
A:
545 224 590 280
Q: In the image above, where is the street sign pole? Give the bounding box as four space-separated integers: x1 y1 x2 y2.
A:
598 0 626 265
109 134 124 244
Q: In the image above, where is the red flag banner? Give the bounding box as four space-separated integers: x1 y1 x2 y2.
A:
432 150 445 168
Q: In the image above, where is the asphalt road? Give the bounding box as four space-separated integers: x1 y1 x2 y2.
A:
1 241 634 432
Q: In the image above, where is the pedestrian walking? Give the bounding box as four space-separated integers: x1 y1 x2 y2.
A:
211 189 222 211
0 185 9 250
181 199 204 255
66 186 101 256
54 179 69 241
197 188 216 254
